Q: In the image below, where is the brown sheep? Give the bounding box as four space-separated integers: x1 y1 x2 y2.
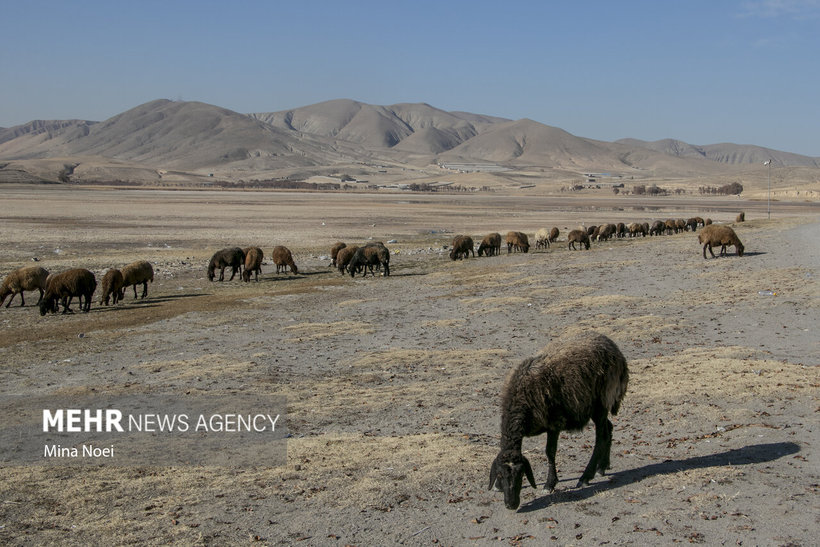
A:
242 247 264 282
121 260 154 299
736 212 745 223
548 227 560 243
478 233 502 256
208 247 245 281
489 332 628 510
39 268 97 315
506 231 529 253
664 219 678 235
348 243 390 277
272 246 298 275
567 229 590 250
335 245 359 274
616 223 627 238
698 224 745 259
649 220 665 236
330 242 347 267
0 266 49 308
596 224 615 241
449 235 475 260
628 222 647 237
99 268 124 306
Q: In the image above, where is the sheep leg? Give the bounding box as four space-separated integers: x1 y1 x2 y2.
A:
703 243 715 259
578 413 609 487
5 293 16 307
19 292 25 307
597 419 614 475
140 281 148 298
545 430 559 492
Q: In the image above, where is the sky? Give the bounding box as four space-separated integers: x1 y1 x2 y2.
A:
1 0 818 156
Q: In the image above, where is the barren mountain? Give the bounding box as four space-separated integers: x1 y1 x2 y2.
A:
618 138 820 168
0 98 818 186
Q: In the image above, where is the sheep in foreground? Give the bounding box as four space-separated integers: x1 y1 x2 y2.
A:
534 228 551 250
99 268 124 306
506 231 529 253
272 246 298 275
449 235 475 260
330 242 347 267
335 246 358 274
567 229 590 250
489 332 629 510
348 243 390 277
0 266 49 308
477 233 502 257
39 268 97 315
208 247 245 281
120 260 154 299
242 247 264 282
698 224 745 259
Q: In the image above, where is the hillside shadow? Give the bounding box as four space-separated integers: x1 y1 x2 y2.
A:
518 442 799 512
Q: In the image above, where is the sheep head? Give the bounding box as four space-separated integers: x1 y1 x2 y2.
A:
39 295 57 316
736 242 745 256
488 449 536 510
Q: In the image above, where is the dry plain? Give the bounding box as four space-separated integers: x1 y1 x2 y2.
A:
0 185 818 546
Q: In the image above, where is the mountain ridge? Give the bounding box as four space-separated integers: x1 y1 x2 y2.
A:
1 98 817 185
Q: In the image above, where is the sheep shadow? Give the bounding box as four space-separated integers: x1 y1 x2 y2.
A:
518 441 800 512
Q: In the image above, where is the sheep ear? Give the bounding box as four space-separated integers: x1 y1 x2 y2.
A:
523 457 537 489
488 460 498 490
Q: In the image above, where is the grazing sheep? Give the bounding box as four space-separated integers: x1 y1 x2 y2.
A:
488 332 628 510
120 260 154 299
449 235 475 260
548 227 559 243
242 247 264 282
478 233 502 257
335 245 359 274
506 231 530 254
664 219 678 235
704 218 712 225
596 224 615 242
686 218 699 232
534 228 551 250
698 224 745 259
39 268 97 315
628 222 647 237
0 266 49 308
567 229 590 250
642 222 650 235
208 247 245 281
694 216 705 227
99 268 124 306
271 246 298 275
348 242 390 277
649 220 666 236
330 242 347 267
616 223 627 238
675 219 687 233
736 212 745 223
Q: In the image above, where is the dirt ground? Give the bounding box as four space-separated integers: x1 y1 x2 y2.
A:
0 185 818 546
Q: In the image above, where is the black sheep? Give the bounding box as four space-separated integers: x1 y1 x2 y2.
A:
489 332 629 510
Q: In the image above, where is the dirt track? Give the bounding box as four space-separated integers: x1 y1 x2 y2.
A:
0 186 818 545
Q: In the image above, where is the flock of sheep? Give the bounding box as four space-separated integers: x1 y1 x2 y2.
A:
0 212 746 317
1 210 747 512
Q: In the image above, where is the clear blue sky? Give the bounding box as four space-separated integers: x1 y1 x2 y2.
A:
2 0 818 156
